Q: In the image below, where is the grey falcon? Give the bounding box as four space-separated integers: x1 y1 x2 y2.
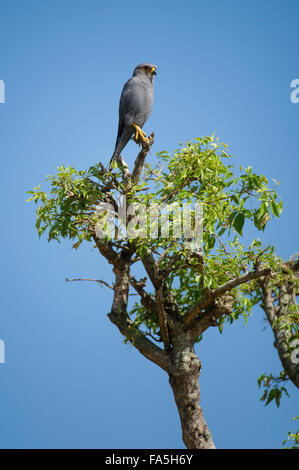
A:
110 63 157 164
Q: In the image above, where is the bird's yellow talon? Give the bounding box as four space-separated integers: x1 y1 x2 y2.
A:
132 122 149 144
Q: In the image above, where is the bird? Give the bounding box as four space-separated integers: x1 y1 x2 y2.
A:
109 63 157 165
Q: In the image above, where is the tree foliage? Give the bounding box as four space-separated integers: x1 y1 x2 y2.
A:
27 136 283 334
28 135 298 448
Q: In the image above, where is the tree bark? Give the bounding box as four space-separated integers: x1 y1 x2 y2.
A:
168 337 215 449
262 282 299 388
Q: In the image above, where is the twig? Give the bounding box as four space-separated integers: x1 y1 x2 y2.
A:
161 176 197 203
254 247 271 269
204 230 228 254
202 146 218 164
65 278 114 290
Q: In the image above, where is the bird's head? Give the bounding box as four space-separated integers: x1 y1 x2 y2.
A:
133 63 157 81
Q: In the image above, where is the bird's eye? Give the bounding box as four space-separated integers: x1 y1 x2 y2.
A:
143 66 149 71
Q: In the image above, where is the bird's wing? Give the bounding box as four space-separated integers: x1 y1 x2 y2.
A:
114 77 143 149
119 77 145 125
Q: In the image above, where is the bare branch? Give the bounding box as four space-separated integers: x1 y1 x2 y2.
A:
131 132 155 185
204 230 227 254
66 278 114 290
112 131 154 191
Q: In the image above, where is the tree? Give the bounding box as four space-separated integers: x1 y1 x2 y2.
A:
28 133 298 449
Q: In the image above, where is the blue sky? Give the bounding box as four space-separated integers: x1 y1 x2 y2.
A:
0 0 298 449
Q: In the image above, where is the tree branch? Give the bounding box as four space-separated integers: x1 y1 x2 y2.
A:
108 311 170 371
259 263 299 389
93 234 122 267
113 154 130 186
141 249 163 290
190 295 234 339
129 276 159 317
109 261 170 372
131 133 154 185
65 278 114 290
113 131 154 191
204 230 227 254
184 267 272 326
155 285 171 351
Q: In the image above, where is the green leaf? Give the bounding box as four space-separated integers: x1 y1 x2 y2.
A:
206 234 216 250
228 211 238 226
233 213 245 235
270 200 280 218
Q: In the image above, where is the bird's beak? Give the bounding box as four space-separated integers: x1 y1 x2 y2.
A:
150 67 157 75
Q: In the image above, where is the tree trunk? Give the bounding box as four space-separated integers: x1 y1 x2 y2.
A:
168 340 215 449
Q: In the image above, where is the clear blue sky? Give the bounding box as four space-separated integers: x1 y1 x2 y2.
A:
0 0 298 449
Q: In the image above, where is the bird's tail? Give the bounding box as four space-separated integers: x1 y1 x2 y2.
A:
108 127 133 168
108 151 117 168
107 137 121 169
